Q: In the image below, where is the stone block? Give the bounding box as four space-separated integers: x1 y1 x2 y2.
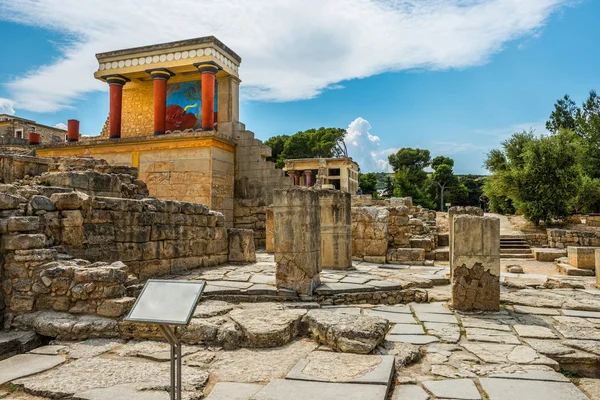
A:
0 193 26 210
596 249 600 288
274 188 321 295
318 189 351 269
96 297 136 317
567 246 597 270
29 195 56 212
387 248 425 263
451 215 500 311
50 191 89 210
2 234 46 250
227 228 256 263
61 210 84 227
448 206 484 270
7 216 41 232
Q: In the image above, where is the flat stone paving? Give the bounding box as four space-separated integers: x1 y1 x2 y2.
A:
2 253 600 399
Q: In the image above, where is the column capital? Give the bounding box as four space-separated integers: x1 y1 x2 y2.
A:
101 74 130 86
287 171 298 177
193 61 221 74
146 68 175 80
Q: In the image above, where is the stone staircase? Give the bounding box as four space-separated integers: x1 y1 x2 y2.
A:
500 236 533 259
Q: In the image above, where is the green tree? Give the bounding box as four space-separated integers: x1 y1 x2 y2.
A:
430 156 457 211
546 94 577 133
484 129 583 224
264 135 289 167
264 128 347 168
384 176 394 197
358 172 378 195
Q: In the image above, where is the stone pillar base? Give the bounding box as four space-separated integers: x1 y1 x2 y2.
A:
451 215 500 311
273 187 321 295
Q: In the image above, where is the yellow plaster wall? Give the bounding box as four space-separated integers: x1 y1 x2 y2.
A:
37 136 235 226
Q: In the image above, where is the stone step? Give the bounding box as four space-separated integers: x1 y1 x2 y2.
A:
500 254 534 259
556 262 595 276
500 248 533 254
0 331 41 361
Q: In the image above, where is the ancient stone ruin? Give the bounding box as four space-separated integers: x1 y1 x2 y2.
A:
0 36 599 400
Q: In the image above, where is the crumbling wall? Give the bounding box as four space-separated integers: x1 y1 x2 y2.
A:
45 192 229 277
548 229 600 248
233 198 267 248
351 206 389 263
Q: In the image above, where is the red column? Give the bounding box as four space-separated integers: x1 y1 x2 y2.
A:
287 171 298 185
105 75 129 139
67 119 79 142
194 62 220 130
304 170 312 187
147 69 174 135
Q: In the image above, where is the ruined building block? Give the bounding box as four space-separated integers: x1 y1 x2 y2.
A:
351 206 389 264
273 188 321 295
227 228 256 263
265 206 274 253
317 189 352 269
567 246 598 270
448 206 484 275
451 215 500 311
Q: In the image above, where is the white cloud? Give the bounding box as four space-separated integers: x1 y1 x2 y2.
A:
0 0 570 112
345 117 396 172
0 98 15 115
54 122 67 130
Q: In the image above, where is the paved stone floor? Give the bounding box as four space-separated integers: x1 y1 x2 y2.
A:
1 253 599 399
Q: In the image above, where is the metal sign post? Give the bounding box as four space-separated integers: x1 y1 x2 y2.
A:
125 279 205 400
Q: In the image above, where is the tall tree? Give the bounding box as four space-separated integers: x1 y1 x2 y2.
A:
546 94 577 133
430 156 457 211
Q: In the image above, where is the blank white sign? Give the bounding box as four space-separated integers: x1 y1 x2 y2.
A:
126 280 205 326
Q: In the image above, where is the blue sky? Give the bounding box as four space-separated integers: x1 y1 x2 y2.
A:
1 0 598 174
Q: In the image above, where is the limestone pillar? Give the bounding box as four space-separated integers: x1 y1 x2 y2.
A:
451 215 500 311
104 75 129 139
147 68 174 135
265 206 274 252
448 206 484 275
273 187 321 295
194 62 220 130
317 189 351 269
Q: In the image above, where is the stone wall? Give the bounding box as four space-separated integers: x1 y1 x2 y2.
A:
0 188 235 326
234 129 291 204
47 193 229 278
351 206 389 263
37 133 236 226
523 233 548 247
233 198 267 248
0 153 51 184
548 229 600 248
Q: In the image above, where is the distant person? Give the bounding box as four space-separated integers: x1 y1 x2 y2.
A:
356 188 363 195
479 194 486 210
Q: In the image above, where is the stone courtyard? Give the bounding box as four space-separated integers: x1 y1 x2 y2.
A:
1 249 599 399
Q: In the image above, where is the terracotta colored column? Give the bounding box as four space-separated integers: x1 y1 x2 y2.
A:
105 75 129 139
287 171 298 185
67 119 79 142
194 62 220 130
28 130 40 145
304 170 313 187
147 68 174 135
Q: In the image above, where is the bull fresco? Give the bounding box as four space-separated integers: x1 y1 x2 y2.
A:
165 80 218 131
